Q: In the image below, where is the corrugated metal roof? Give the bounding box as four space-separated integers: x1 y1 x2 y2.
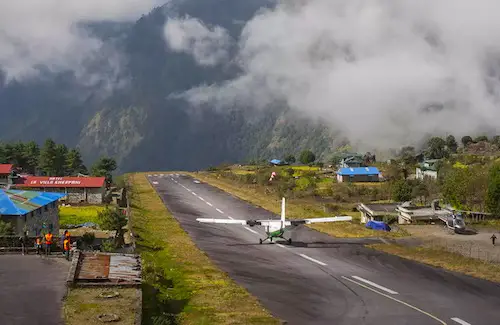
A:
14 176 106 188
0 164 13 174
337 167 380 176
0 189 66 215
75 252 141 285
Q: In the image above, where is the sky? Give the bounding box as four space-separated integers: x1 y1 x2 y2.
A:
164 0 500 151
0 0 163 82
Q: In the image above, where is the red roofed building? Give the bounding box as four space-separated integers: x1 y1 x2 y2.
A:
13 176 106 204
0 164 14 185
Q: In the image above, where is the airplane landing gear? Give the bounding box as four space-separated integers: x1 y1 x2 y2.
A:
259 238 263 244
288 238 292 245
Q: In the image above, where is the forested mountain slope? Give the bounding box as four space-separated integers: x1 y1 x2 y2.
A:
0 0 335 172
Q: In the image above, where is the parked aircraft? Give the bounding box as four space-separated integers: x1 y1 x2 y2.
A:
196 198 352 244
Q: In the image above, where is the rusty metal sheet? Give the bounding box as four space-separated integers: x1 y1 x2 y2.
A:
77 253 110 280
108 255 141 282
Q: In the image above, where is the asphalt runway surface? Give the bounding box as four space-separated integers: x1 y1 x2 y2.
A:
0 255 69 325
148 173 500 325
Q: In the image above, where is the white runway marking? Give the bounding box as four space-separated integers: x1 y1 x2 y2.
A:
351 276 399 295
148 175 152 177
341 276 446 325
152 181 158 185
276 244 286 248
206 202 213 207
198 197 206 202
451 318 471 325
154 174 158 176
194 180 200 183
299 254 327 266
244 227 258 234
227 216 234 220
191 192 197 196
216 208 224 214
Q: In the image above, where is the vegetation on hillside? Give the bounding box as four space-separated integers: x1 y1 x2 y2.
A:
127 173 278 325
0 139 117 181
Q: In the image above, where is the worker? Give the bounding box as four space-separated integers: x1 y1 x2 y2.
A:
492 234 497 246
35 236 42 255
63 237 71 261
44 231 53 256
19 231 28 255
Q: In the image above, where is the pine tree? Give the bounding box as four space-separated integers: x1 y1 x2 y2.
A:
54 144 69 175
66 149 87 175
39 139 58 176
23 141 40 174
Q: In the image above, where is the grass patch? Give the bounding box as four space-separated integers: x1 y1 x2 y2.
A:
59 205 106 227
191 172 409 239
468 219 500 231
127 173 278 325
369 243 500 283
63 287 138 325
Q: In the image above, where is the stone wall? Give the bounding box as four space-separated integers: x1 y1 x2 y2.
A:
87 187 104 204
66 187 85 203
11 203 60 236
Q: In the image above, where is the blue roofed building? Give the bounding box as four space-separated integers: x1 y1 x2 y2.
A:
336 167 380 183
0 189 66 236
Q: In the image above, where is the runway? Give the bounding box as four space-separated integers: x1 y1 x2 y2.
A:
148 173 500 325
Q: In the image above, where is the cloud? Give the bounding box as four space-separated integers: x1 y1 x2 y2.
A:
181 0 500 150
164 16 231 66
0 0 163 82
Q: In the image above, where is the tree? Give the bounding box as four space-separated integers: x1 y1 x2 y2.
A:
23 141 40 174
425 137 448 159
486 163 500 216
445 135 458 153
284 154 295 164
54 144 69 175
91 157 117 185
39 138 58 176
441 166 488 211
0 220 13 235
66 149 87 175
461 136 473 147
491 135 500 147
412 181 429 205
299 150 315 164
98 207 127 247
474 135 489 143
392 180 413 202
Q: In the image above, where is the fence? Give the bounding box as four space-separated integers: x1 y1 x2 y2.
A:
0 235 66 252
424 238 500 264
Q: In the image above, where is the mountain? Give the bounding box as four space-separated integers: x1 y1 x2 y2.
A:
0 0 336 173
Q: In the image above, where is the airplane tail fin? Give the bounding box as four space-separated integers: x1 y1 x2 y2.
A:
281 197 286 225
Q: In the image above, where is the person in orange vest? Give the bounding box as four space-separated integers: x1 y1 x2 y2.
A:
35 236 42 255
44 231 53 256
63 237 71 260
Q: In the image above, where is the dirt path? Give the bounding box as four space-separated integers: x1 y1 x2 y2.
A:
0 255 70 325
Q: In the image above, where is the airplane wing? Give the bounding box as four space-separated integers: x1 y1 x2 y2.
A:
287 216 352 226
196 218 281 227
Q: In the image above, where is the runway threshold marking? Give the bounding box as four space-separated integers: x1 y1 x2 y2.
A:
299 254 327 266
341 276 447 325
152 181 158 185
451 318 471 325
351 276 399 295
244 227 258 234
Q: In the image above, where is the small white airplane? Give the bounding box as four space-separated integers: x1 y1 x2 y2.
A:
196 197 353 244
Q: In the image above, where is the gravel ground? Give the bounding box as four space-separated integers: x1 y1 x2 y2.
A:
401 225 500 263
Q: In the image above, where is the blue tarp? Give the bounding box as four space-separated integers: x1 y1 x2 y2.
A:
365 220 391 231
